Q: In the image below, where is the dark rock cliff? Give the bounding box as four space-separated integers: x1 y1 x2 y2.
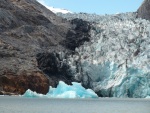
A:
0 0 69 94
63 19 91 51
0 0 91 94
0 0 67 94
137 0 150 20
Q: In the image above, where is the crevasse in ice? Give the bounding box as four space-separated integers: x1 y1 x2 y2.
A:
23 81 98 98
57 13 150 98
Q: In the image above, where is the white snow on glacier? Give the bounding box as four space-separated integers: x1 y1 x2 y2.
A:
58 13 150 98
23 81 98 98
37 0 72 14
46 6 72 14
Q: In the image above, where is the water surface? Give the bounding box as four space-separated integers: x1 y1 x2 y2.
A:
0 96 150 113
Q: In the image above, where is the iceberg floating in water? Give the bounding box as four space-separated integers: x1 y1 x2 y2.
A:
23 89 46 98
23 81 98 98
145 96 150 99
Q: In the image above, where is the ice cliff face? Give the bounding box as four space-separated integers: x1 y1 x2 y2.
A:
57 13 150 98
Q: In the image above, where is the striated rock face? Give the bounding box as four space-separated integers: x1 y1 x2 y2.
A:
0 0 91 94
0 0 70 94
137 0 150 20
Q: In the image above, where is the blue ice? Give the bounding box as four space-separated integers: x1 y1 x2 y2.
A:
23 81 98 98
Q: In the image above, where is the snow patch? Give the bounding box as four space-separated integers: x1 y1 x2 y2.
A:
37 0 72 14
46 6 72 14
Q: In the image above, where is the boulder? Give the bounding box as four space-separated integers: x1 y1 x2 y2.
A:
0 71 49 94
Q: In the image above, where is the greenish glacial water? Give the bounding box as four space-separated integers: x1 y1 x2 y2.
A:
0 96 150 113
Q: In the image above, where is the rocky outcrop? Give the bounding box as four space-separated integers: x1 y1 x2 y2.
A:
0 0 92 95
62 19 91 50
0 0 70 94
137 0 150 20
36 52 74 87
0 71 49 94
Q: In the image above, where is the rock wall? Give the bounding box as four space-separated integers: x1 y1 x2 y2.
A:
137 0 150 20
0 0 69 94
0 0 91 95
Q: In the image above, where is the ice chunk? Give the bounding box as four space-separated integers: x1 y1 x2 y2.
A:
23 89 46 98
145 96 150 99
23 81 98 98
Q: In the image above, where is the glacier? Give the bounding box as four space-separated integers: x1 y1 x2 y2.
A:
57 12 150 98
23 81 98 98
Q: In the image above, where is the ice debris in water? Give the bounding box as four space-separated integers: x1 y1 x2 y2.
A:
23 81 98 98
145 96 150 99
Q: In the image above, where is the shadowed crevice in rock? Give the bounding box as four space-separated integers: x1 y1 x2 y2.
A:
35 19 92 87
36 52 74 87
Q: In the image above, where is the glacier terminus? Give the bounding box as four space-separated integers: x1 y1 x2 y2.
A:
56 12 150 98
